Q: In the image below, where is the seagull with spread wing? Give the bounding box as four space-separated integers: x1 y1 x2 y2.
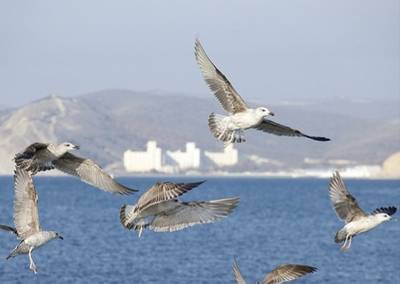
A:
194 39 330 145
14 142 137 195
232 258 317 284
329 171 397 251
1 168 63 274
120 180 239 237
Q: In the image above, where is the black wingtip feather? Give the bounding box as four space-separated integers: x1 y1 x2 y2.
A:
188 180 207 187
117 184 139 195
308 266 318 273
372 206 397 216
126 187 139 193
304 135 331 142
0 224 18 235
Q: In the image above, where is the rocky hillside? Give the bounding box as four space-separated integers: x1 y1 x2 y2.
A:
0 90 398 174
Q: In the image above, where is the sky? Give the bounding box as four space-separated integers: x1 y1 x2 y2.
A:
0 0 399 107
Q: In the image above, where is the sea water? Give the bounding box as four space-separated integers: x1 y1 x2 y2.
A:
0 177 399 283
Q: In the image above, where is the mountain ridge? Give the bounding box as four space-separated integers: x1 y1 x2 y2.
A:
0 89 398 175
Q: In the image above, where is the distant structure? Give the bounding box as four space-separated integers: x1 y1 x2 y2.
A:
123 141 162 172
204 144 238 167
166 142 200 170
123 141 238 173
378 152 400 178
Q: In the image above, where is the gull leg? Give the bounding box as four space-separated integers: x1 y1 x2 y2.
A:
238 130 246 143
345 236 352 251
340 235 349 251
341 235 351 252
138 226 143 238
230 131 236 143
28 247 37 274
233 130 240 143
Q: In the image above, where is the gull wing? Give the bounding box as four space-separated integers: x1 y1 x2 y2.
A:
329 171 367 223
232 258 247 284
255 119 330 142
53 153 137 195
136 181 205 212
149 197 239 232
14 143 54 174
13 168 40 239
195 39 248 114
0 224 18 235
261 264 317 284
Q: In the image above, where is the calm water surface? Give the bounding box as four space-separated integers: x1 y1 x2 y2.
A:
0 177 399 283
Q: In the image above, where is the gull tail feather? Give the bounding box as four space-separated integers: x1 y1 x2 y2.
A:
120 205 135 230
335 228 347 243
208 113 234 143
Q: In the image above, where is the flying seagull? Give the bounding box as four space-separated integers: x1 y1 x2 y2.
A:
120 180 239 237
1 168 63 274
14 142 137 195
232 258 317 284
329 171 397 251
194 39 330 145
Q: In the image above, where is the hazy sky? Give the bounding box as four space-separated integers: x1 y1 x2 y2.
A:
0 0 399 106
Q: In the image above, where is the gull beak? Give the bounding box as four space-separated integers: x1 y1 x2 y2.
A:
59 235 64 240
269 112 275 116
74 145 80 150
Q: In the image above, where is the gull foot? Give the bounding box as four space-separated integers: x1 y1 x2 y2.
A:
29 262 38 274
340 244 350 252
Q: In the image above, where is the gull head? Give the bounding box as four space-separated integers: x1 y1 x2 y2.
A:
49 231 64 240
376 213 392 223
373 206 397 223
59 142 80 152
55 232 64 240
255 107 274 118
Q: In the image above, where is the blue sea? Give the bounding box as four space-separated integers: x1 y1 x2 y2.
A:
0 177 399 283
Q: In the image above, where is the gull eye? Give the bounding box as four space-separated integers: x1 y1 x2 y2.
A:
262 109 265 112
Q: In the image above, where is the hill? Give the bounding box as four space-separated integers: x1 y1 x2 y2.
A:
0 90 398 175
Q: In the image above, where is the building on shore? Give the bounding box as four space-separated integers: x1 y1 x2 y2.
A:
204 144 238 167
123 141 162 172
123 141 238 173
166 142 201 170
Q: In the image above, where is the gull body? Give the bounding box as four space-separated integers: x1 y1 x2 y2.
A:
329 171 396 251
120 181 239 237
2 168 63 273
14 142 79 173
8 231 62 258
223 108 267 130
341 215 390 236
195 39 330 146
14 142 137 195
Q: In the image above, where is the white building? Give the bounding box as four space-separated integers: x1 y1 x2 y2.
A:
166 142 201 170
204 144 238 167
124 141 162 172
